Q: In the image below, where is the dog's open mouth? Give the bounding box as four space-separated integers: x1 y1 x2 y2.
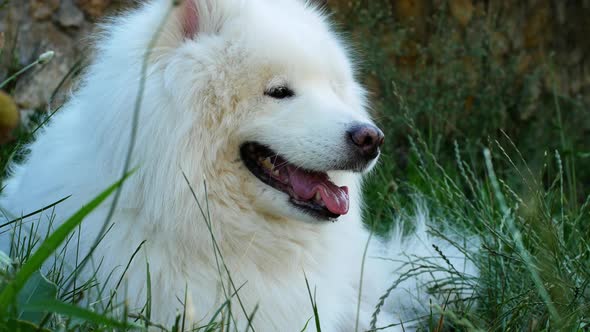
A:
240 142 349 220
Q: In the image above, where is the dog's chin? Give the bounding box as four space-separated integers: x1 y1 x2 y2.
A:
240 142 361 222
261 196 340 224
359 156 379 174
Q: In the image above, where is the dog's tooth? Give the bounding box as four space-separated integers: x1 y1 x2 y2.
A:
261 157 273 170
315 192 321 201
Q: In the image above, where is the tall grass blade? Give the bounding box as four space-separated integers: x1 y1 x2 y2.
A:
0 171 134 312
24 299 139 329
304 272 321 332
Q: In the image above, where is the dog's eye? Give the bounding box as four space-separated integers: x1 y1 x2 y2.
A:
265 86 294 99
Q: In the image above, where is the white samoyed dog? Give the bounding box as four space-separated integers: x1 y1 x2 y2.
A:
1 0 476 330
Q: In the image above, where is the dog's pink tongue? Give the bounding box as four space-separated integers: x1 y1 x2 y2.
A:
287 166 349 215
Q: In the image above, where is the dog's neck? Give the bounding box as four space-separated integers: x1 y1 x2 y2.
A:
129 166 365 274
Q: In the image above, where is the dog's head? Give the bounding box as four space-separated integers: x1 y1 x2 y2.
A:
159 0 383 223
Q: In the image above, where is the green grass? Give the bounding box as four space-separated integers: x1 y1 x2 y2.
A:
1 0 589 331
347 3 590 328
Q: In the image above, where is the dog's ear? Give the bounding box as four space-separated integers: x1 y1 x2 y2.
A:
178 0 233 38
180 0 199 37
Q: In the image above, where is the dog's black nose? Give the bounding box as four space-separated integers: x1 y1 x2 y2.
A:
347 124 385 160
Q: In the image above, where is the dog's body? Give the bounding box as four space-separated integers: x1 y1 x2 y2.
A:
1 1 475 330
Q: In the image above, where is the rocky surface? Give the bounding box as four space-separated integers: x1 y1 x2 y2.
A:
0 0 133 114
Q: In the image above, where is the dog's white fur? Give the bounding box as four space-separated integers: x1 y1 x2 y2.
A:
1 0 475 330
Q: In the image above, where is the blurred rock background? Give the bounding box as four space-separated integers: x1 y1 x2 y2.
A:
0 0 134 114
0 0 588 197
1 1 588 113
